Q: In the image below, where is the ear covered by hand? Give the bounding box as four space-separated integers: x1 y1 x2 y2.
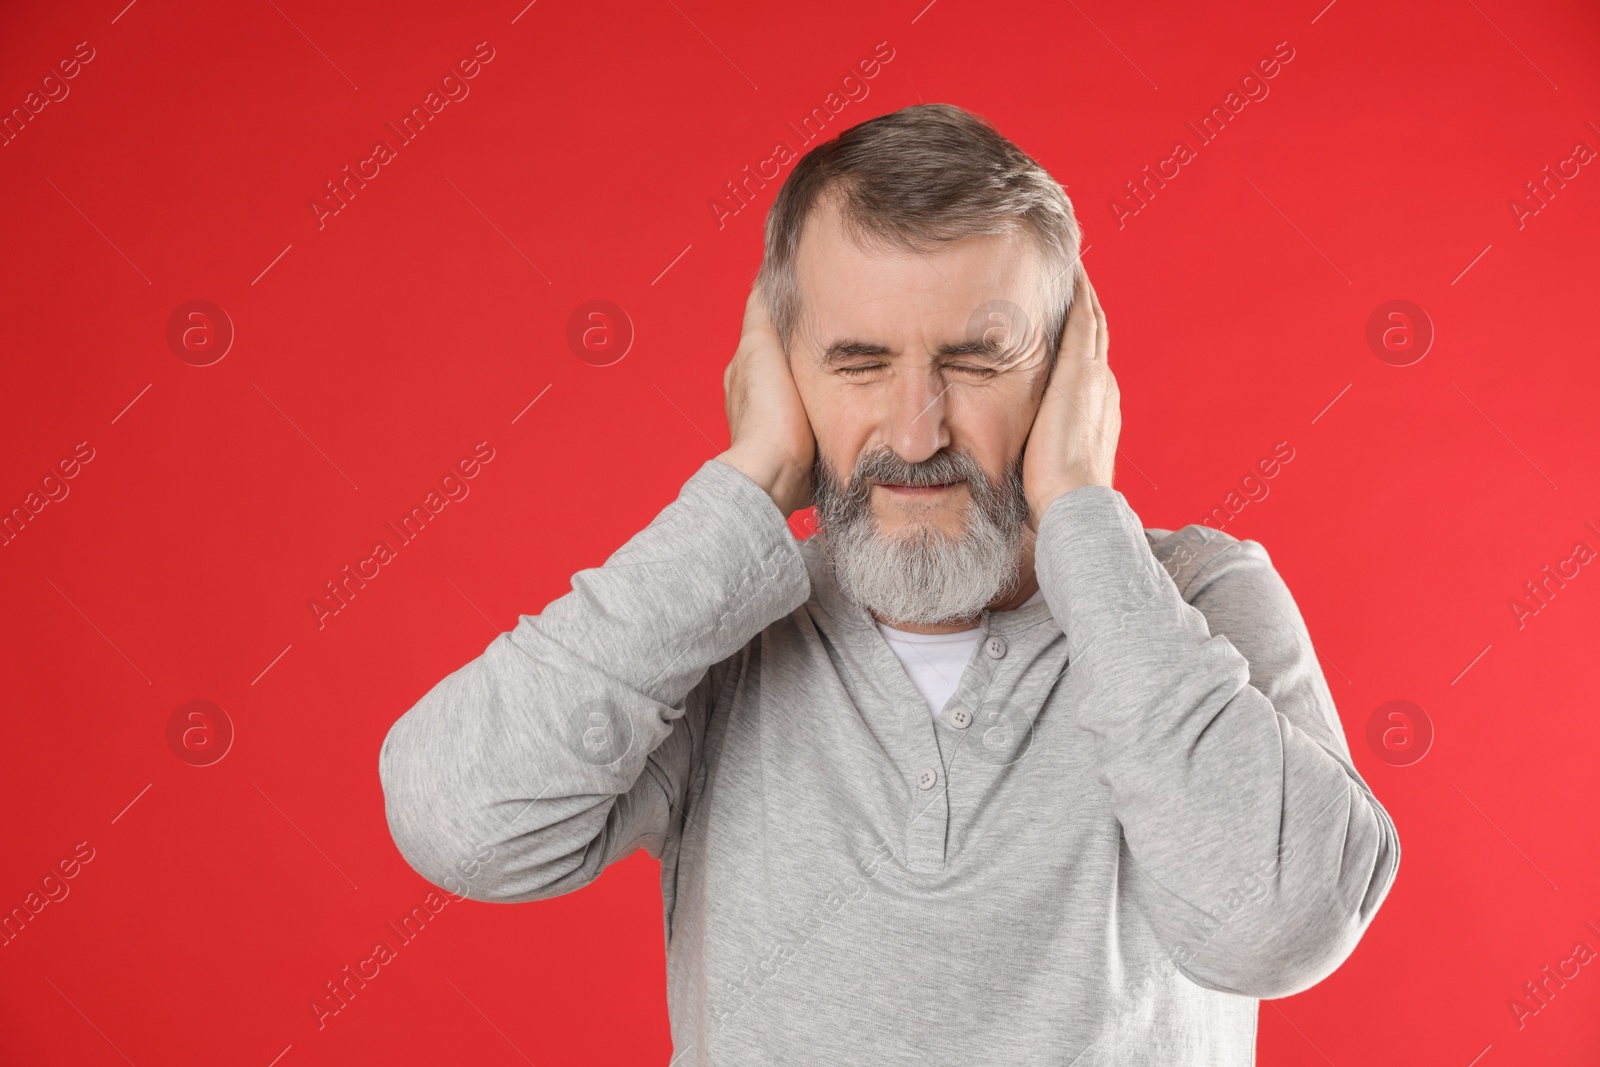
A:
714 281 818 517
1020 266 1120 531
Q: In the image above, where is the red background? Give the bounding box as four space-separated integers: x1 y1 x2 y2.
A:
3 0 1598 1063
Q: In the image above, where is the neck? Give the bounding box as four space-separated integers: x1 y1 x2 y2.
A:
868 528 1039 634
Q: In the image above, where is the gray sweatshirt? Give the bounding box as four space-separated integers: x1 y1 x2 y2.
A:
379 458 1400 1065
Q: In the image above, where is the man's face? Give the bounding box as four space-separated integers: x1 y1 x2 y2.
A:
788 197 1058 622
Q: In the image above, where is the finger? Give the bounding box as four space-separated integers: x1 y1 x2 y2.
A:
1061 265 1096 357
1071 262 1090 324
1083 271 1109 364
743 280 778 339
1079 268 1100 353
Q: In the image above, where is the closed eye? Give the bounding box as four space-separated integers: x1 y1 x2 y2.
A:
834 362 1000 379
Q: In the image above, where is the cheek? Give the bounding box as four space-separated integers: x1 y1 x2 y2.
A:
946 379 1037 450
797 378 872 468
791 365 827 415
946 403 1029 485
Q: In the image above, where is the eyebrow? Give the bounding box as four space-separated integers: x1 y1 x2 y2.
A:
820 336 1008 365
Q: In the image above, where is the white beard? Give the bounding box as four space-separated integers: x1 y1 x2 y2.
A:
812 446 1029 626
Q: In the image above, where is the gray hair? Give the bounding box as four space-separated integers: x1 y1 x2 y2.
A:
756 102 1082 364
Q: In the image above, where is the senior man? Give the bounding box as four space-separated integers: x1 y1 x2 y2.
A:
380 103 1400 1065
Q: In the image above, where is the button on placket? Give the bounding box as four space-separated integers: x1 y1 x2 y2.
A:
900 695 949 871
925 627 1010 866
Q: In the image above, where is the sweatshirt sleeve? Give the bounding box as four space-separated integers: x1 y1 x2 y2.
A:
1034 485 1400 999
378 458 810 903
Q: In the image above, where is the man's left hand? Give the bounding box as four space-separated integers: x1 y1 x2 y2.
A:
1021 265 1120 531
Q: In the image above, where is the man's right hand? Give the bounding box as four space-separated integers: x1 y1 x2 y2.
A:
714 282 816 517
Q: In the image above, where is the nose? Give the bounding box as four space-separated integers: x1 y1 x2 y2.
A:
882 363 950 464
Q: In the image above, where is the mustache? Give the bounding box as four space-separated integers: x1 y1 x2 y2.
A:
813 444 1029 536
810 444 1031 622
842 446 990 499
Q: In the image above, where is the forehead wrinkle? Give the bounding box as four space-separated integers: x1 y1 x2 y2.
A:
798 231 1052 365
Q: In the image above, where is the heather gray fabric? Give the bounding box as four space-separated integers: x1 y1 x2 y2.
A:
379 458 1400 1066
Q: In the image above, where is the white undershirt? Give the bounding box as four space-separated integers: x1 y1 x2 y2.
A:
874 588 1044 719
